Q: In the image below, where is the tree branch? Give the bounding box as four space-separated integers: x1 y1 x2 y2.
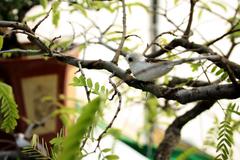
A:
145 38 240 80
111 0 127 64
155 100 216 160
54 54 240 104
183 0 197 39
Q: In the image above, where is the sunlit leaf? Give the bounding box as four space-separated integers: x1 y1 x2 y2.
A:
87 78 93 88
72 4 88 17
0 82 19 133
52 1 61 27
0 35 3 50
102 148 112 153
104 154 119 160
211 0 227 12
58 97 102 160
40 0 48 9
24 12 47 22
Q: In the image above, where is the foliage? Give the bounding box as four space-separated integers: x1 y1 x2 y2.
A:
21 134 51 160
58 97 102 160
1 0 240 160
0 82 19 133
0 35 3 50
71 75 108 96
215 107 234 160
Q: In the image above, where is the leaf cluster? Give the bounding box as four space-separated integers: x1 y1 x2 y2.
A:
71 75 108 96
0 82 19 133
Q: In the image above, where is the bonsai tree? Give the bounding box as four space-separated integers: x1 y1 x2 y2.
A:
1 0 240 160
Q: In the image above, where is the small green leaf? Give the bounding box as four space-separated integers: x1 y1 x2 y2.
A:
216 69 224 76
104 154 119 160
101 86 106 93
24 12 47 22
102 148 112 153
191 62 201 72
40 0 48 9
108 128 121 138
220 72 228 81
70 76 86 86
72 4 88 17
94 82 100 93
78 43 86 53
0 82 19 133
211 1 227 12
87 78 93 88
198 9 203 19
52 11 60 27
211 66 217 73
0 35 4 50
52 1 60 27
174 0 180 5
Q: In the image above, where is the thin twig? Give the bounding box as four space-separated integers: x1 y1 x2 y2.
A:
94 74 122 151
111 0 127 64
0 49 42 55
143 31 176 57
77 61 91 102
183 0 197 39
32 8 52 32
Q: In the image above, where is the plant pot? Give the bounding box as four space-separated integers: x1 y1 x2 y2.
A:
0 56 67 142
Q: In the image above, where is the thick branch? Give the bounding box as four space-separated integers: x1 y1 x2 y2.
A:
0 21 52 55
146 38 240 79
167 76 210 87
54 54 240 104
155 100 216 160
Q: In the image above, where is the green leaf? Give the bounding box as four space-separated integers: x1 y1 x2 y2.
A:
211 66 217 73
124 2 150 12
0 82 19 133
211 1 227 12
24 12 47 22
104 154 119 160
201 2 212 11
78 43 86 53
107 128 121 139
40 0 48 9
72 4 88 17
216 69 224 76
52 1 60 27
174 0 180 5
191 62 201 72
52 11 60 27
71 76 86 86
101 86 106 93
94 82 100 93
220 72 228 81
0 35 4 50
58 97 102 160
198 9 203 19
102 148 112 153
87 78 93 88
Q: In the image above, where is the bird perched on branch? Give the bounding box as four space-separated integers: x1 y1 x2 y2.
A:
125 53 219 82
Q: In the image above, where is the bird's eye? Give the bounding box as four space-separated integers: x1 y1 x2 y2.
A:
128 57 133 62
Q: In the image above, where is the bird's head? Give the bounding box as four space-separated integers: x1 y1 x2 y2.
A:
125 53 142 64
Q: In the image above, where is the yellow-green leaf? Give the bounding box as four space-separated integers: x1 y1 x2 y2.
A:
0 35 4 50
40 0 48 9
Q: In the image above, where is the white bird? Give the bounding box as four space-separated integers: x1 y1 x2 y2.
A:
125 53 219 82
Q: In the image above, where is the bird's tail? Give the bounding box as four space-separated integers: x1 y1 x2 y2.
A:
171 55 220 66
